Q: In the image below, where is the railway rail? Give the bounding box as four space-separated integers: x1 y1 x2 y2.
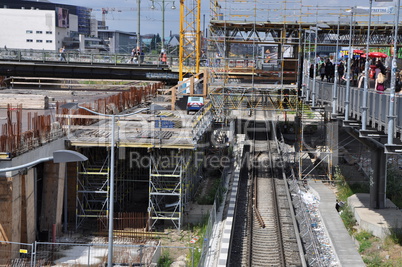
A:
229 115 302 266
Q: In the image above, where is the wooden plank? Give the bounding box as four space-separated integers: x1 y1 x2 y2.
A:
0 94 48 109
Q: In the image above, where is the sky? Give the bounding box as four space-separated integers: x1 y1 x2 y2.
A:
51 0 398 35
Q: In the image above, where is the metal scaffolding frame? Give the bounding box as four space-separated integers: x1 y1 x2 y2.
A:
76 147 110 229
148 149 202 230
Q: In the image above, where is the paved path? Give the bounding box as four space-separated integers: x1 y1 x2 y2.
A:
308 180 365 267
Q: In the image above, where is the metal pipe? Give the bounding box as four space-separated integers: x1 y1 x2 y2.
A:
362 0 373 131
162 0 165 51
332 17 341 117
0 157 53 173
306 31 311 102
345 9 354 121
387 0 400 145
107 115 115 267
312 26 318 107
137 0 141 51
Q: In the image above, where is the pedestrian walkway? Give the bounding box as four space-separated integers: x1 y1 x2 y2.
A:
308 180 365 267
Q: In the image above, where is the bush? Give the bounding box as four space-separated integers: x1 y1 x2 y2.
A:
340 205 356 233
157 251 173 267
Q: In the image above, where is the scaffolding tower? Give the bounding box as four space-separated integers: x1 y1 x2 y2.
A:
76 147 110 229
148 149 203 230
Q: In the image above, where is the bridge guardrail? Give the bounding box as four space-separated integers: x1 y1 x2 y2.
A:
307 76 402 139
0 48 180 67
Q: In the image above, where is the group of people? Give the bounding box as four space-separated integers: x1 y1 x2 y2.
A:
314 58 335 82
130 48 144 64
310 55 398 93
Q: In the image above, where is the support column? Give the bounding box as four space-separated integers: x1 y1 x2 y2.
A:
40 162 66 236
378 148 387 209
371 147 386 209
326 119 339 178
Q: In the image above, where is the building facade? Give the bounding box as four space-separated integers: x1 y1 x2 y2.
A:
0 0 92 51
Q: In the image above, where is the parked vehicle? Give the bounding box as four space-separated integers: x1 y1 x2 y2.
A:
187 97 204 114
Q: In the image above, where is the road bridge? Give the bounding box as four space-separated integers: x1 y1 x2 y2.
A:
0 52 179 83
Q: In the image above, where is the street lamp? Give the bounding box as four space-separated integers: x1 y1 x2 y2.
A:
0 149 88 237
0 150 88 174
61 102 149 267
311 23 329 107
137 0 141 52
150 0 176 52
344 8 355 121
387 0 400 145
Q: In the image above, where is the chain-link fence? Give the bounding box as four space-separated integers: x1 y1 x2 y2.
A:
0 240 195 266
198 164 231 266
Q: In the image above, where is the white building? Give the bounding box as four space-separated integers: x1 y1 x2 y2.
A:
0 7 78 51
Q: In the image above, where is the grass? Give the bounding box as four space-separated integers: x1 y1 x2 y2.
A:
355 231 373 253
339 205 356 234
157 251 173 267
188 220 208 266
196 178 222 205
335 165 402 266
333 166 369 202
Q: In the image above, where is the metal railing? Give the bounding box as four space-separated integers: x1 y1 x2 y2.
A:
305 76 402 140
0 48 179 67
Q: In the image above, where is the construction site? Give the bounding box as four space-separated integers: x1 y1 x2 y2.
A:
1 0 401 265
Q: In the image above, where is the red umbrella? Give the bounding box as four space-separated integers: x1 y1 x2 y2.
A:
354 49 364 54
368 52 388 58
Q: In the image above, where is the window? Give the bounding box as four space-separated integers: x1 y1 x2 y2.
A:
36 40 43 43
46 40 52 43
26 30 33 34
46 31 52 34
26 39 33 42
36 31 43 34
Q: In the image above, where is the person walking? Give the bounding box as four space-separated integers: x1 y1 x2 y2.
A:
59 46 66 61
325 59 333 82
319 63 326 81
338 62 345 82
375 72 385 92
130 49 136 63
160 52 167 65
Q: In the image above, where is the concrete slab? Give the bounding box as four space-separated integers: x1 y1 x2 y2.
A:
348 193 402 239
309 180 365 267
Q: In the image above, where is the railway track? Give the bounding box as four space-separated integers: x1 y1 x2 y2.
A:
229 118 302 266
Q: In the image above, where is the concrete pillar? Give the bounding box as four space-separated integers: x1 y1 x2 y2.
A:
40 162 66 236
79 34 85 52
229 119 235 143
327 120 339 167
370 148 380 208
370 147 386 209
378 148 387 209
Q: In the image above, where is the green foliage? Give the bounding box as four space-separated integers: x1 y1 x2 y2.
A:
334 167 353 202
157 251 173 267
339 205 356 234
355 231 373 253
333 166 368 202
386 166 402 208
363 253 383 267
196 178 221 205
389 228 402 246
188 222 208 266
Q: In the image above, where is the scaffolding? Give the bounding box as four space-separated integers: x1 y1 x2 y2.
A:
76 147 110 229
148 149 203 230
